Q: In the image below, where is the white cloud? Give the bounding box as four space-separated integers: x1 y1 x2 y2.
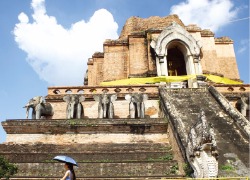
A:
170 0 238 32
14 0 118 86
18 12 29 23
237 39 249 54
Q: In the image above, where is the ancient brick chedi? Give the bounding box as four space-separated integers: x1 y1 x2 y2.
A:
1 14 249 179
85 14 240 86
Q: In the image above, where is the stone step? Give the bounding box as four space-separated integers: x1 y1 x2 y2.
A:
14 161 182 178
5 133 170 144
0 143 174 163
161 88 250 176
0 143 171 153
2 118 168 134
2 151 174 163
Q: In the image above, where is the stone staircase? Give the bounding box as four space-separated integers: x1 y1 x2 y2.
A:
1 118 185 179
159 87 250 177
4 85 249 178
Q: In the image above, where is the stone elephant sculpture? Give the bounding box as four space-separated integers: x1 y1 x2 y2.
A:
236 96 249 117
93 93 117 118
125 93 148 118
63 95 85 119
24 96 54 119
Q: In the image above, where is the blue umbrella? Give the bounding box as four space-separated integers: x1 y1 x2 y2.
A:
53 155 78 166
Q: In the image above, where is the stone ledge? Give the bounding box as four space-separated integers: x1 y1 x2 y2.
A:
5 133 169 144
13 161 182 177
47 84 159 97
0 143 171 153
104 39 128 46
92 52 104 58
2 118 168 134
200 29 214 37
215 36 234 44
119 14 185 39
185 24 202 32
1 151 173 163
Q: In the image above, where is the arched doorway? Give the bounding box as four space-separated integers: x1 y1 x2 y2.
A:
167 48 187 76
151 22 203 87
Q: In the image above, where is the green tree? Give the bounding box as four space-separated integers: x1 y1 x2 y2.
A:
0 156 18 179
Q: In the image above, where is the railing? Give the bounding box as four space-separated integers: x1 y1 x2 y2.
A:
47 84 250 96
214 84 250 93
47 85 159 96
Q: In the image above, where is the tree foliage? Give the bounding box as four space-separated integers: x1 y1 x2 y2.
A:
0 156 18 179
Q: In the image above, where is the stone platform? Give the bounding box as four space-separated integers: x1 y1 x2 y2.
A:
1 118 185 179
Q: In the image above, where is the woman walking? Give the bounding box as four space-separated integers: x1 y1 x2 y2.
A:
60 162 76 180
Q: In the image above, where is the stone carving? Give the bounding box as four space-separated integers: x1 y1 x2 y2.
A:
186 110 218 178
125 93 148 118
196 75 207 88
63 95 85 119
151 22 202 57
24 96 54 119
93 92 117 118
208 86 250 136
236 96 249 117
150 22 203 79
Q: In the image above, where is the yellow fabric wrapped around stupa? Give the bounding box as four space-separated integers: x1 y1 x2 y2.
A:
204 74 242 84
100 74 242 86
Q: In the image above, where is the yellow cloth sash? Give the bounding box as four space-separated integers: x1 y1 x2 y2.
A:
100 74 242 86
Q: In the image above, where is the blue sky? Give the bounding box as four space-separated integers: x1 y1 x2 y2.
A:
0 0 249 143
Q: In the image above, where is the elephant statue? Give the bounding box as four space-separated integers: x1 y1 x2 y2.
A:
93 93 117 118
125 93 148 118
24 96 54 119
236 96 249 117
63 95 85 119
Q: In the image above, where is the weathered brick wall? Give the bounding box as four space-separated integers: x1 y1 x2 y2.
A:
87 58 94 86
92 57 104 85
102 44 128 82
6 133 168 144
86 15 241 85
51 101 67 119
119 15 185 39
147 33 157 73
215 43 240 79
12 161 180 178
200 36 219 74
197 35 240 80
129 36 148 75
167 124 185 175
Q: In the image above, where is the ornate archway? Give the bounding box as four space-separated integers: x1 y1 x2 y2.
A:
150 22 202 87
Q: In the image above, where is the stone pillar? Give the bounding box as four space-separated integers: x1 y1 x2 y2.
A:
192 56 200 88
159 56 168 76
193 56 204 88
193 57 202 75
156 56 161 76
